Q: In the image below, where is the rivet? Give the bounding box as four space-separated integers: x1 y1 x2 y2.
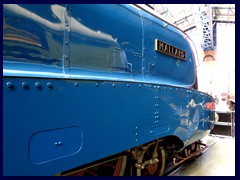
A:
22 82 28 89
35 82 41 89
95 83 99 87
139 84 142 88
54 141 62 146
176 88 178 91
47 82 53 89
63 55 68 60
135 133 138 136
74 83 79 87
127 84 130 87
65 41 68 44
135 139 138 142
6 82 13 89
112 84 115 87
135 126 138 130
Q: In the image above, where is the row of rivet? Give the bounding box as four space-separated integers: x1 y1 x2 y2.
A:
6 82 53 89
154 88 160 125
160 86 197 98
135 85 203 96
93 83 140 88
95 83 130 88
135 126 138 142
6 81 198 97
6 82 147 89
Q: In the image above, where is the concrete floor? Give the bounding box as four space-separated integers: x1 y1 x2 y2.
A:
178 135 235 176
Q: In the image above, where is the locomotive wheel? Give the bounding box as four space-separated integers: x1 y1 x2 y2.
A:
129 146 166 176
144 146 165 176
63 155 127 176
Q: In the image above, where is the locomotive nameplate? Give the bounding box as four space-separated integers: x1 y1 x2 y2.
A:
155 39 186 60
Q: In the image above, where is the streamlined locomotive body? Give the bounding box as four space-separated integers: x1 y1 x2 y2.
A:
3 4 215 176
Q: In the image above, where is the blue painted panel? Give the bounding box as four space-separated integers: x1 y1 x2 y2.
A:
3 4 198 88
3 78 154 175
3 77 214 175
68 4 143 73
141 10 195 87
3 4 64 67
29 127 82 163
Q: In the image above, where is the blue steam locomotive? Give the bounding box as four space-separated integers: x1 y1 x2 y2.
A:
3 4 215 176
